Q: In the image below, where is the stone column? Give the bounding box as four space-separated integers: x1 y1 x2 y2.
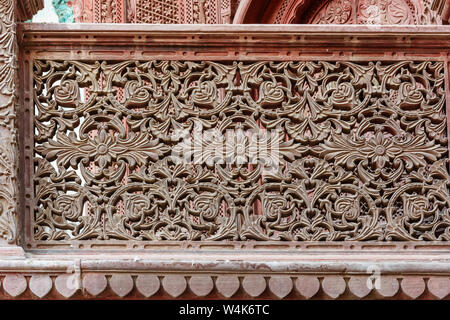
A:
0 0 42 253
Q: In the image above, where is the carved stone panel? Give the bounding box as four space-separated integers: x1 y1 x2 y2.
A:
30 59 450 243
70 0 237 24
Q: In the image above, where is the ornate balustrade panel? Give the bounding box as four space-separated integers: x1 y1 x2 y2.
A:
31 59 449 243
19 24 450 250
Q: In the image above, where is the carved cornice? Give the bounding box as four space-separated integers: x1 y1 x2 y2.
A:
18 24 450 51
16 0 44 21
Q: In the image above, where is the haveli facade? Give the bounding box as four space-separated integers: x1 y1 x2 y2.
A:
0 0 448 299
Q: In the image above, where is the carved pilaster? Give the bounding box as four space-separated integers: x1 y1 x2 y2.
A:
0 0 26 254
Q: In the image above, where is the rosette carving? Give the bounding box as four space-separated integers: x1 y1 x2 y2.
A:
54 80 80 108
311 0 353 24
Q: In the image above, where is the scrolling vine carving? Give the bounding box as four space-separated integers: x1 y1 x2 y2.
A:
32 60 450 242
0 0 19 244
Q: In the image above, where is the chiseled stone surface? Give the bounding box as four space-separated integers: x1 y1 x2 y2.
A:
322 276 346 299
242 275 267 297
401 276 426 299
109 274 134 297
295 276 321 299
135 275 160 298
377 276 400 298
162 275 187 298
189 276 214 297
268 276 293 299
215 275 240 298
428 277 450 299
3 275 27 297
82 273 107 296
348 276 372 298
29 275 53 298
55 274 79 298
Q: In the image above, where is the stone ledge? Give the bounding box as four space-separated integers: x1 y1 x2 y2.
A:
0 256 448 299
19 24 450 49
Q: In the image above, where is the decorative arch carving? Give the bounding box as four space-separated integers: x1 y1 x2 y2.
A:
232 0 312 23
233 0 442 24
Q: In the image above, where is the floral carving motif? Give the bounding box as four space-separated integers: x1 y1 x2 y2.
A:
358 0 415 24
37 128 168 170
54 80 80 108
311 0 354 24
32 60 449 242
